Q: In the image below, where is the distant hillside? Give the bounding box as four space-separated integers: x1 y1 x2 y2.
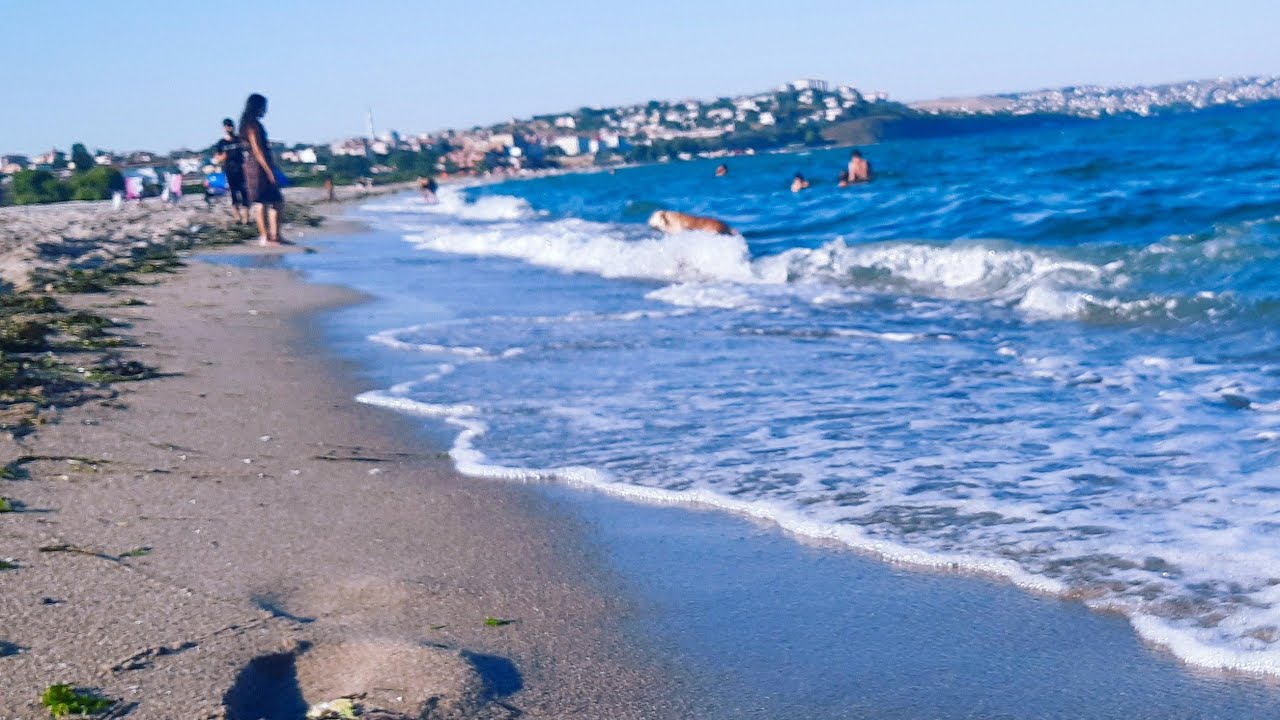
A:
821 113 1092 146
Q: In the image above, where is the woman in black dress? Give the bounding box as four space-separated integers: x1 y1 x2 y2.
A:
238 93 284 245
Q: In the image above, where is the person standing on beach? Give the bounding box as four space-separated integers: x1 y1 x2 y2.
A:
239 93 285 245
847 150 872 183
214 118 250 224
166 172 184 204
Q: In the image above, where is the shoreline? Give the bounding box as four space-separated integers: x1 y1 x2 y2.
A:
281 200 1280 718
0 206 687 717
7 184 1280 717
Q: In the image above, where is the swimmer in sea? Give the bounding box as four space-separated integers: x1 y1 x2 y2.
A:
791 172 810 192
837 170 850 188
715 163 728 177
848 150 871 183
418 175 438 203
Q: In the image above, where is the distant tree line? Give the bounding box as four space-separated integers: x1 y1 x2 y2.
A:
275 143 451 187
2 143 124 205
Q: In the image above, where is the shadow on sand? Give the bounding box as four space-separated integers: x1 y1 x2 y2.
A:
222 651 307 720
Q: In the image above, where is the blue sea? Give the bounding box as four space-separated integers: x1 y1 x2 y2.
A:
347 104 1280 676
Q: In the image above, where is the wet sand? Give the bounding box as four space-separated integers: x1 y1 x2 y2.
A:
0 215 685 717
276 215 1280 720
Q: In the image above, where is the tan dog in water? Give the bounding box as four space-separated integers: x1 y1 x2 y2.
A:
648 210 735 236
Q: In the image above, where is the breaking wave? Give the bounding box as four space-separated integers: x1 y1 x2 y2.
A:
375 188 1272 323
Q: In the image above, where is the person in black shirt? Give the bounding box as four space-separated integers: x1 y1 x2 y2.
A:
213 118 250 223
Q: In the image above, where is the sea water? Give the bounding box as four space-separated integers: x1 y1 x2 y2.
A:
349 103 1280 676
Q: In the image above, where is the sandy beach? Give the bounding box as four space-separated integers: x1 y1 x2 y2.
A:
8 182 1280 720
0 198 685 718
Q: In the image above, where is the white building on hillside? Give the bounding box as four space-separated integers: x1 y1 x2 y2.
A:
551 135 586 156
0 155 30 173
788 79 829 92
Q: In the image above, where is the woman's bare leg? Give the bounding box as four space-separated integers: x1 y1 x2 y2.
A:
254 203 270 244
267 204 282 243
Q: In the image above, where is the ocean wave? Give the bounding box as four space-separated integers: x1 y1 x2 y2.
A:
367 185 1280 323
358 370 1280 677
361 186 535 221
408 218 758 283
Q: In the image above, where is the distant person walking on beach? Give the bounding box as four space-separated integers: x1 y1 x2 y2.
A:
791 173 810 192
847 150 871 183
418 175 438 202
323 175 335 203
165 172 183 204
214 118 250 223
239 93 285 245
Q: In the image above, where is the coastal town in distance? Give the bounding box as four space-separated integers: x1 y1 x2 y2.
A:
2 73 1278 205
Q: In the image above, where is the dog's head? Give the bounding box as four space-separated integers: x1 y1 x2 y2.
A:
647 210 671 233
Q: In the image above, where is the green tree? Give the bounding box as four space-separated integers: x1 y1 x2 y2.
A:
11 169 70 204
70 143 94 172
69 166 124 200
412 150 440 176
327 154 372 179
48 152 67 170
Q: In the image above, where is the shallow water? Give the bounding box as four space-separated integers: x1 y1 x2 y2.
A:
338 103 1279 676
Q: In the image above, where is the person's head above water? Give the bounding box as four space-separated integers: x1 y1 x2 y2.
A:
239 93 268 133
851 150 863 159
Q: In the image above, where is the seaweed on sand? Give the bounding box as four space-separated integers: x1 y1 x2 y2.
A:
40 684 115 717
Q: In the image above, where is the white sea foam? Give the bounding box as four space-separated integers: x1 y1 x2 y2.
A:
397 203 1138 319
361 380 1069 595
409 218 758 284
361 186 535 221
368 326 492 358
349 185 1280 677
646 282 761 310
371 188 1222 322
830 327 927 343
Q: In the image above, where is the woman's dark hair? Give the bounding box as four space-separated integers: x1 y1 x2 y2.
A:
238 93 268 137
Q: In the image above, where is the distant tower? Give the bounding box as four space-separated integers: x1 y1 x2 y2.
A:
365 108 375 140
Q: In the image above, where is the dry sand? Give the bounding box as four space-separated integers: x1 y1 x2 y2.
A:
0 210 686 717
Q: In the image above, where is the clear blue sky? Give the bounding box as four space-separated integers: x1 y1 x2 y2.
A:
4 0 1276 155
